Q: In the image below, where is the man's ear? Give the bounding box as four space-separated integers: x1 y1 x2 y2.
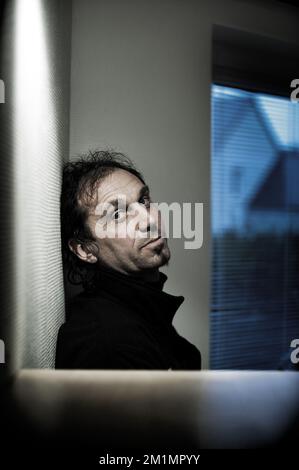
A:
68 239 98 264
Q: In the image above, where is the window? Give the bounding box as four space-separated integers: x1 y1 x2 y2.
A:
210 84 299 369
230 166 243 194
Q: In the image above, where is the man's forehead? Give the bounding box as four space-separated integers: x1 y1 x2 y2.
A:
97 169 145 203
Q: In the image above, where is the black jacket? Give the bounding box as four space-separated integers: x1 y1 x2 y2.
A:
55 267 201 370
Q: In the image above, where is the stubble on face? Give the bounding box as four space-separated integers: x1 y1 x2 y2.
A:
84 169 171 277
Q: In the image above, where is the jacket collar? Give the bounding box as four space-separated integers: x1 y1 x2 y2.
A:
90 265 184 326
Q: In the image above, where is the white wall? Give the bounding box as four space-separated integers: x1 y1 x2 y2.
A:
70 0 299 369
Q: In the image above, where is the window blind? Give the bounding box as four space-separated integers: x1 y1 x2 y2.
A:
211 84 299 370
0 0 72 372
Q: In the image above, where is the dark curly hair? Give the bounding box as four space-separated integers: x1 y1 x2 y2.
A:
61 149 145 291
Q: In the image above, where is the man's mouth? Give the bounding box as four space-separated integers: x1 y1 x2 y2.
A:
142 236 164 248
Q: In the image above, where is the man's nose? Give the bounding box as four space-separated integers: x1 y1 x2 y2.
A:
137 203 159 235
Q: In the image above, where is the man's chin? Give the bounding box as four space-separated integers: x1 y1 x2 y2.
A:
159 256 170 268
156 247 171 268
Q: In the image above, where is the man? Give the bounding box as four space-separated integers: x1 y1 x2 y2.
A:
55 150 201 370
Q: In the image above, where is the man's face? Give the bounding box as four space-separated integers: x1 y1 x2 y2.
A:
84 169 170 276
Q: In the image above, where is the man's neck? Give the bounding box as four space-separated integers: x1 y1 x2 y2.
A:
137 268 160 283
98 263 160 283
123 267 160 283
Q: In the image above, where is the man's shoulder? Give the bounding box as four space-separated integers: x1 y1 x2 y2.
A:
56 290 156 369
66 290 130 321
61 290 144 339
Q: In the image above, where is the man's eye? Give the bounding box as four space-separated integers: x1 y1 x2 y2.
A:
139 196 151 207
112 208 126 220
